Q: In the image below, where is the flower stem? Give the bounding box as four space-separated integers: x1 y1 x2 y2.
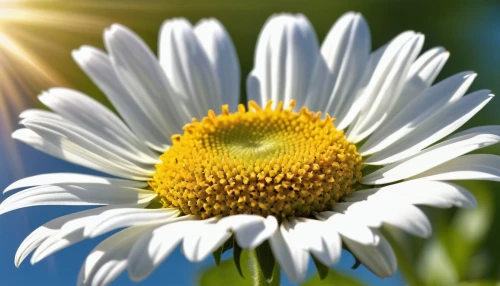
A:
248 249 280 286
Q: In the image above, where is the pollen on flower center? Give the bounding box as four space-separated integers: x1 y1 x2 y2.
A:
150 101 362 219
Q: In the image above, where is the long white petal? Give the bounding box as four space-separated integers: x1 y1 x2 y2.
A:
37 88 158 164
365 90 494 165
4 173 146 194
393 47 449 111
104 24 186 142
269 221 309 283
249 13 319 108
347 31 424 143
84 208 180 238
247 72 262 105
360 72 476 155
31 216 97 265
20 204 146 266
361 126 500 184
14 205 130 267
19 118 155 180
335 43 386 131
194 18 240 110
306 12 370 129
78 225 156 286
72 46 170 151
0 184 156 215
19 109 62 121
159 18 222 117
413 154 500 182
318 211 376 245
12 129 151 181
343 230 397 278
347 180 477 209
21 116 154 170
127 216 199 282
341 201 431 238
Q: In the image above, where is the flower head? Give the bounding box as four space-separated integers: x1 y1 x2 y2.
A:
2 12 499 285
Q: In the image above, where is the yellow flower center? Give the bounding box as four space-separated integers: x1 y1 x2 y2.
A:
150 101 362 219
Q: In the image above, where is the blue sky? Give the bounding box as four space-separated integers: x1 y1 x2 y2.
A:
0 141 404 286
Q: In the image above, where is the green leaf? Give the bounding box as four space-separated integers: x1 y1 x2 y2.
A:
233 242 244 277
255 241 276 282
198 251 253 286
302 269 365 286
212 236 234 266
312 256 329 280
212 246 223 267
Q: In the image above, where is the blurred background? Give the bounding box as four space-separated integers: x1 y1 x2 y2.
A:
0 0 499 285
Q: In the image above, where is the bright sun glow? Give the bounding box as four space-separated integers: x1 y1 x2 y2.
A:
0 0 125 177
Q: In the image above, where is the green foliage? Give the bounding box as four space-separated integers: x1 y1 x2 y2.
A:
199 251 252 286
199 248 365 286
302 270 365 286
457 282 500 286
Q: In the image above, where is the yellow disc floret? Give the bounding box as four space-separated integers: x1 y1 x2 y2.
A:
151 101 362 219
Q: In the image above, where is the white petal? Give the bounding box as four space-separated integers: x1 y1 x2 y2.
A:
31 216 96 264
194 18 240 110
78 225 155 286
84 208 180 238
408 47 449 85
12 129 149 181
335 43 386 130
19 117 155 180
361 126 500 184
269 221 309 283
293 218 342 266
365 90 494 165
38 88 158 164
24 204 146 266
246 72 262 105
318 211 376 245
290 218 323 252
394 47 449 110
343 230 397 278
347 31 424 143
413 154 500 181
360 72 476 155
348 180 477 209
219 215 278 249
342 201 432 238
249 13 319 108
19 109 62 121
0 184 156 215
104 24 186 142
160 18 222 117
182 220 232 263
127 216 198 282
72 46 170 151
15 205 129 267
4 173 146 194
306 12 370 129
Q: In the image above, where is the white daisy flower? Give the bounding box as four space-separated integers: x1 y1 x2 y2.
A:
2 11 498 285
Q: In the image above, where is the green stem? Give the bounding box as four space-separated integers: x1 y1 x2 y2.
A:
248 250 280 286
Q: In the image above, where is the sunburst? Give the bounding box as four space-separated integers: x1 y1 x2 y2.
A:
0 0 142 179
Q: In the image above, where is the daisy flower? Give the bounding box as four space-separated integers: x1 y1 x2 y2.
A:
2 11 499 285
